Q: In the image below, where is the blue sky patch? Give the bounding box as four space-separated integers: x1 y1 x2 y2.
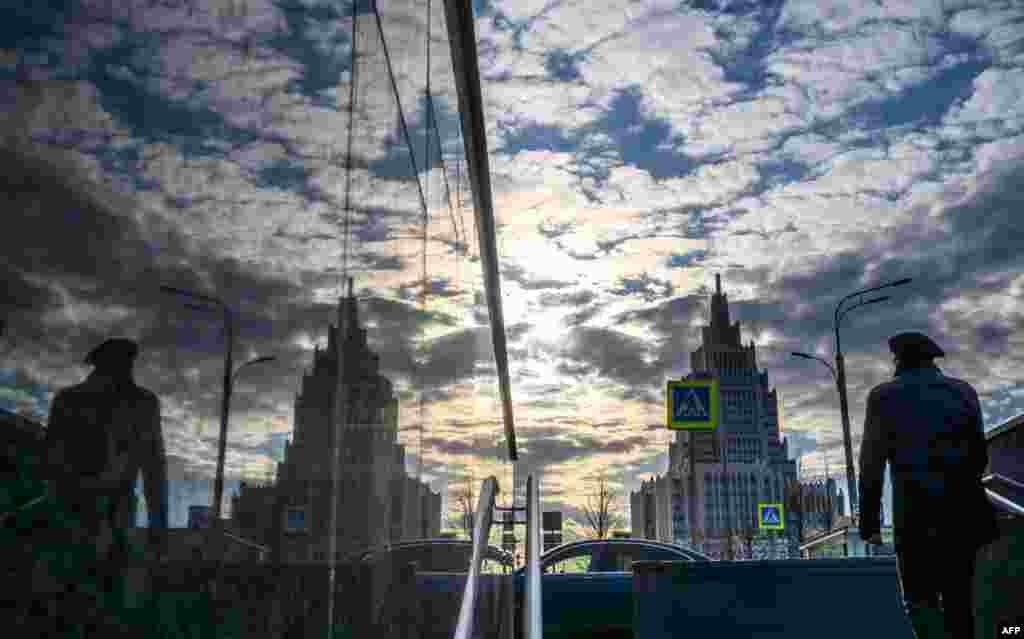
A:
587 86 696 180
846 58 989 132
669 250 708 268
544 49 583 81
254 159 313 191
269 0 362 105
0 1 78 56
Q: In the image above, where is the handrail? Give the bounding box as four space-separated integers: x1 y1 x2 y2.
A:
221 530 270 557
986 487 1024 516
983 472 1024 492
452 476 498 639
0 492 47 526
982 473 1024 515
523 475 542 639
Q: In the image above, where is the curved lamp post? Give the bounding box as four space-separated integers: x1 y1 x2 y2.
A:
161 287 276 525
830 277 911 525
161 285 235 522
791 352 838 528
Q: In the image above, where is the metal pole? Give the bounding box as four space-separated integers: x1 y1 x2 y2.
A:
830 277 911 526
721 421 732 560
212 306 235 523
688 429 697 553
833 349 858 526
523 475 542 639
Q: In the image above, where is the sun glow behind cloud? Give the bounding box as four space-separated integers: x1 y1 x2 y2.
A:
3 0 1024 528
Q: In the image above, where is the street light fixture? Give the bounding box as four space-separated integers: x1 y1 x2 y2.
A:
791 352 837 383
832 278 912 526
234 356 277 382
160 285 236 523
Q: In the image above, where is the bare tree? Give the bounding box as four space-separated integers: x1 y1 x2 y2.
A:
448 478 476 538
738 513 757 560
581 473 624 539
689 526 705 554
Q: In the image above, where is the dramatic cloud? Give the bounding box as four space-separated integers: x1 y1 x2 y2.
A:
4 0 1024 530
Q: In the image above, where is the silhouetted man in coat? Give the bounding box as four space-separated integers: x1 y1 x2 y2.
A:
44 338 168 549
859 332 999 639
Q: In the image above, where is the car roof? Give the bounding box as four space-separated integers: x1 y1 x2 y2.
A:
539 538 713 562
356 538 514 565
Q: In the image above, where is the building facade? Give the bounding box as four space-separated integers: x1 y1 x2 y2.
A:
232 280 441 563
632 275 806 559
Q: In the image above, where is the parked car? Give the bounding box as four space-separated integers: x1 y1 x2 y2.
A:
513 538 712 639
355 538 513 574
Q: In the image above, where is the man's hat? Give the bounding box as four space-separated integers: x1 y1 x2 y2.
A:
84 338 139 367
888 332 944 360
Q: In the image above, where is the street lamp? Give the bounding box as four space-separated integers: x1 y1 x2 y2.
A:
791 352 838 532
229 354 278 498
161 285 234 523
790 352 837 383
831 277 911 525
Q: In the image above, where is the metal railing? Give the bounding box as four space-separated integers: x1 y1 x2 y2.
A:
983 473 1024 516
523 475 542 639
0 492 47 526
453 476 498 639
220 530 270 561
983 472 1024 492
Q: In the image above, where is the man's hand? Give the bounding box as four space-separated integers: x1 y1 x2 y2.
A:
866 532 883 545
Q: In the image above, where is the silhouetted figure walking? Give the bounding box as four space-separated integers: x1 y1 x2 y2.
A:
34 338 168 634
859 332 999 639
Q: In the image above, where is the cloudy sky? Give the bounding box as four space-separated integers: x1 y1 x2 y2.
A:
3 0 1023 531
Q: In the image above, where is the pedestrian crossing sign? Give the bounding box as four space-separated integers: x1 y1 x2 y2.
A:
666 378 720 431
758 503 784 530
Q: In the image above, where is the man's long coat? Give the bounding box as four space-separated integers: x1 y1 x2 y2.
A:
44 372 168 534
859 364 998 549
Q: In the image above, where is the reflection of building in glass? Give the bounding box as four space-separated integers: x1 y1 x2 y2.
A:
232 282 440 562
630 275 801 559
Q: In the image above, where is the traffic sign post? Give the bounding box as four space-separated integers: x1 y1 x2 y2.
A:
666 379 720 431
668 376 721 556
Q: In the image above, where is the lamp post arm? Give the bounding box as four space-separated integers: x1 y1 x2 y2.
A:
232 356 276 382
817 358 838 384
160 286 225 310
835 281 898 318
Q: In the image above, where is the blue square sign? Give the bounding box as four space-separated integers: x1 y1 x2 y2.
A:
666 379 719 430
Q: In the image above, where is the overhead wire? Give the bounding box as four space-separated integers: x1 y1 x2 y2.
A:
419 0 432 491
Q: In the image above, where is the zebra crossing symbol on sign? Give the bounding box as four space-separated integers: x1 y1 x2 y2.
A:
674 389 708 419
758 503 784 530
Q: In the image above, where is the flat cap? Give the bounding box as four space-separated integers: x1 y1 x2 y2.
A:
888 332 944 360
84 338 139 366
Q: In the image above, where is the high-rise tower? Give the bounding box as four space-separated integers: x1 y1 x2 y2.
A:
636 274 798 559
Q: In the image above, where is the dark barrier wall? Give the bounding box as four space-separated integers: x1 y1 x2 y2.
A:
633 559 913 639
976 516 1024 639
